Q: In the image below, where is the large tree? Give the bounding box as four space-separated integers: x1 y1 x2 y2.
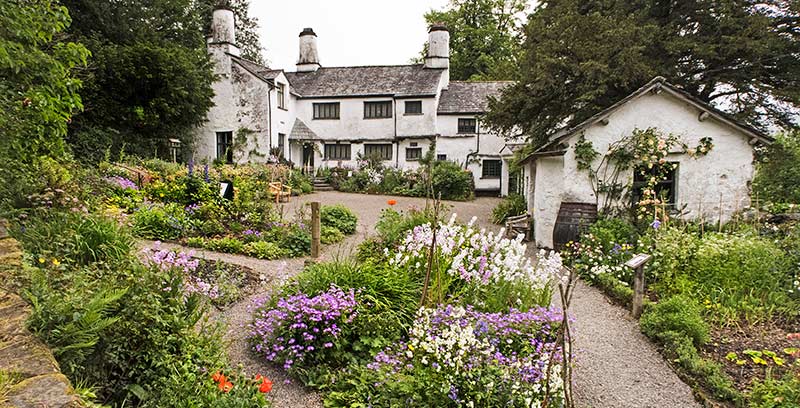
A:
485 0 800 147
422 0 527 80
0 0 89 207
62 0 216 162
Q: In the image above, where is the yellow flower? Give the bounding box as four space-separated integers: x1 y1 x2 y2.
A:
38 257 45 264
52 259 61 266
408 344 415 351
159 193 165 197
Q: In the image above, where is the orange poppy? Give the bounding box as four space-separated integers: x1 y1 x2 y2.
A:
259 378 273 393
219 380 234 392
211 372 222 383
387 199 397 206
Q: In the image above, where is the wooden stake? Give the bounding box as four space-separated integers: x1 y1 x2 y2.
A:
311 201 320 258
626 254 651 319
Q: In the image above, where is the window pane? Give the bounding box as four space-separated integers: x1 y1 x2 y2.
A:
406 147 422 160
216 131 233 164
365 144 392 160
324 144 351 160
314 103 339 119
365 101 392 118
458 118 477 133
405 101 422 114
482 160 501 178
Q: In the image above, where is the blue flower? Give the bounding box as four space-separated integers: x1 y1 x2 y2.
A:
650 219 661 230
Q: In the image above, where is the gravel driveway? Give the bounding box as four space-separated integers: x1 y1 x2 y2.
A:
142 191 699 407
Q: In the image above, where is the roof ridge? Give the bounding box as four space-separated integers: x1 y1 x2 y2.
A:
449 80 515 83
287 63 431 72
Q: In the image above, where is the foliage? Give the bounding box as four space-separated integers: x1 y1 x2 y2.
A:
490 193 526 224
374 207 437 250
325 305 564 407
195 0 264 64
61 0 215 161
243 240 288 260
0 0 89 209
754 131 800 205
430 160 475 201
16 209 267 406
749 374 800 408
421 0 526 80
132 203 193 240
320 204 358 235
640 295 710 348
320 226 345 245
484 0 800 147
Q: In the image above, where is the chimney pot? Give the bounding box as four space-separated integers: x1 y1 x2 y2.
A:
296 27 320 72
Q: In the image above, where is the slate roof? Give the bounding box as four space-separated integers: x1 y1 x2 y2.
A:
229 54 282 83
284 65 444 98
288 118 318 140
438 81 513 114
520 76 773 164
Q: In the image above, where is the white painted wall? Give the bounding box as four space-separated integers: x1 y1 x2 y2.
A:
271 72 295 159
529 91 758 248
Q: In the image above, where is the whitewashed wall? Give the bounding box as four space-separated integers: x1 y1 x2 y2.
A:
271 72 296 159
529 91 758 248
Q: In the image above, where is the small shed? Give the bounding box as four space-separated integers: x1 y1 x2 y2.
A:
520 77 773 249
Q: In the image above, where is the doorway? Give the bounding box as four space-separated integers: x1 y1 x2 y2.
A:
302 143 315 174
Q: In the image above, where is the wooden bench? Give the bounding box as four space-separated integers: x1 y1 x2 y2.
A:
505 212 532 241
268 182 292 203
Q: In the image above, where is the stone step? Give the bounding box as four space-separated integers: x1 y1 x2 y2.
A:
313 186 334 191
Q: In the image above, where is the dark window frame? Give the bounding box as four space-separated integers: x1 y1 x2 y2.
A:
632 162 679 207
406 147 422 161
216 131 234 164
313 102 340 120
364 143 393 160
437 154 447 161
458 118 477 134
364 101 393 119
277 83 286 109
278 133 286 152
482 159 502 179
324 143 351 161
404 100 423 115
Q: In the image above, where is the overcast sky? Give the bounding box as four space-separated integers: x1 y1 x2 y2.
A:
251 0 450 69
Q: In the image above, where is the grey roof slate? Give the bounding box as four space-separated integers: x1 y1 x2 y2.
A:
438 81 512 114
284 65 444 98
229 54 282 82
288 118 318 140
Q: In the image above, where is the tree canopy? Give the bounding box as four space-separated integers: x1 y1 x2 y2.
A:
61 0 219 162
485 0 800 148
0 0 89 206
422 0 526 81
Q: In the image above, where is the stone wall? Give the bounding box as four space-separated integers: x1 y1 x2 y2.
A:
0 220 85 408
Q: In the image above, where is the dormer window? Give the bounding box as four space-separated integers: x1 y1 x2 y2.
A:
364 101 392 119
277 83 286 109
458 118 477 134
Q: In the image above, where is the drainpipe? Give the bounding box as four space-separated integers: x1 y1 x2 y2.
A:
394 96 399 168
266 84 273 154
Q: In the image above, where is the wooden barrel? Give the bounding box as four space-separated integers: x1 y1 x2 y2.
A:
553 202 598 251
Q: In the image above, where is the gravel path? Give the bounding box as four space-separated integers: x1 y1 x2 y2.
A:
141 191 698 407
567 281 700 408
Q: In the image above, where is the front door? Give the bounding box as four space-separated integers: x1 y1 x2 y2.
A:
302 143 314 173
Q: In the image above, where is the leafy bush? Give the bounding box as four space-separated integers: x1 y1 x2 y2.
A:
374 207 435 249
749 375 800 408
753 131 800 204
320 225 345 244
279 226 311 257
320 204 358 235
490 193 527 224
203 236 245 254
429 160 474 201
243 241 287 260
641 295 710 348
132 203 193 240
588 217 637 252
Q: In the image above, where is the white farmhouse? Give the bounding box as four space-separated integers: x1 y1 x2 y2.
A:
519 77 773 249
195 7 517 195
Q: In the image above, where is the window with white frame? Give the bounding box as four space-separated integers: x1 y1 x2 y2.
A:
324 144 351 160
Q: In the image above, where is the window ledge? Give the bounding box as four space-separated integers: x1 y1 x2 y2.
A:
481 176 501 179
404 113 423 116
313 117 340 120
364 117 392 120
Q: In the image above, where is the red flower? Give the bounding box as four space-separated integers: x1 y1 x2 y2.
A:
211 371 222 383
219 380 233 392
387 199 397 206
258 377 273 393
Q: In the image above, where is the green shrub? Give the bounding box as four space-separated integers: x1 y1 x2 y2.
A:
753 131 800 204
14 211 134 269
641 295 710 348
203 236 245 253
280 226 311 257
320 225 345 244
320 204 358 235
490 193 527 224
374 207 435 248
749 375 800 408
588 217 637 251
243 241 286 260
186 236 205 248
429 160 474 201
132 203 192 240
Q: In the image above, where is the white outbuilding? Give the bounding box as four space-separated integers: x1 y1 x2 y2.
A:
519 77 773 249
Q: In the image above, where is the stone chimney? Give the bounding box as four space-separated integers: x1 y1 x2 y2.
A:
210 6 239 56
296 28 321 72
424 23 449 88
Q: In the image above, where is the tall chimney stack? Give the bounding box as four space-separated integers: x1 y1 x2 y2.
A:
210 6 239 56
424 23 449 88
296 28 321 72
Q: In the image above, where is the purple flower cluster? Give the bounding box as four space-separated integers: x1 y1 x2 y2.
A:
105 176 138 190
141 242 199 273
366 304 564 399
243 229 262 237
250 285 358 371
185 203 200 214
